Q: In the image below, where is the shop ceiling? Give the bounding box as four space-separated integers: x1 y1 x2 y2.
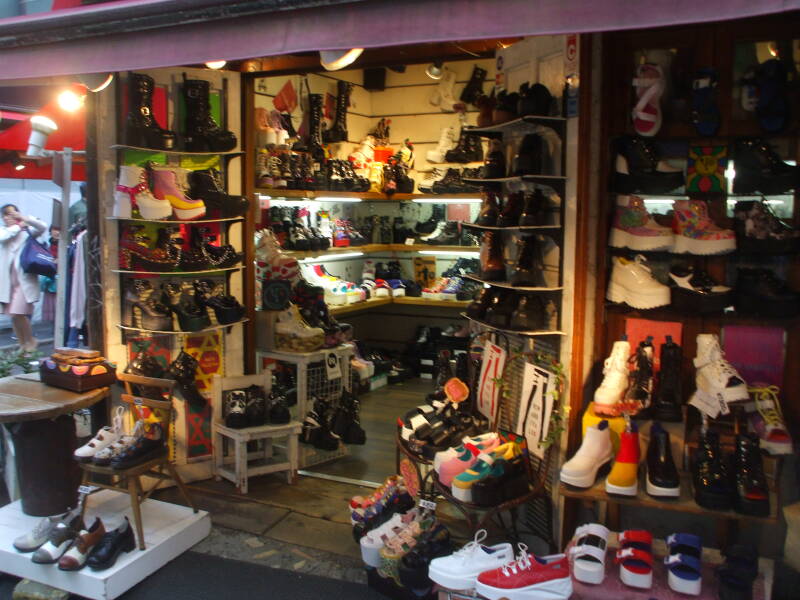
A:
0 0 797 81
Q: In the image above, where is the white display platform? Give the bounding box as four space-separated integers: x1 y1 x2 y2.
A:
0 490 210 600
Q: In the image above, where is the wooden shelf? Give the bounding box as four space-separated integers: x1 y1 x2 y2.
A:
558 474 778 523
118 319 248 336
393 297 470 308
465 274 562 292
112 266 244 275
255 188 481 202
106 216 244 224
329 297 392 315
462 223 562 234
284 244 478 259
467 115 567 137
111 145 244 157
461 313 565 336
463 175 567 186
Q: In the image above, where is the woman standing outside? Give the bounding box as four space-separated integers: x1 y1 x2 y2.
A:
0 204 47 352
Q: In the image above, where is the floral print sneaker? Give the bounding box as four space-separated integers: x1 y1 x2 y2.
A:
609 195 673 251
672 199 735 255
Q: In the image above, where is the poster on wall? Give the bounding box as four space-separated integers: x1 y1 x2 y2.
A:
516 362 557 459
183 331 223 459
477 343 506 426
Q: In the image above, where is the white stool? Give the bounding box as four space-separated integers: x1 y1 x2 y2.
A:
212 421 302 494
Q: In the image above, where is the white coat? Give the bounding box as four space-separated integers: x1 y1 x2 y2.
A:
0 216 48 305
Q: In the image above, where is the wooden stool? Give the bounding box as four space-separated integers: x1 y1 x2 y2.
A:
79 373 197 550
213 421 302 493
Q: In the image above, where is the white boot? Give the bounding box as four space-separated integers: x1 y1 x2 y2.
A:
694 333 748 403
429 68 459 112
114 165 172 220
594 340 630 415
426 126 458 163
560 420 614 488
275 305 325 353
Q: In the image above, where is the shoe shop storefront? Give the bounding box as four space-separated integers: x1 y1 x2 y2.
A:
0 1 798 599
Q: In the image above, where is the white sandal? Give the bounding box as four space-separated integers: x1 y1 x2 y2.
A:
568 523 610 584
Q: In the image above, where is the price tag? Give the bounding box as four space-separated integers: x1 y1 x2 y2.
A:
418 499 437 511
405 238 415 245
689 389 729 418
324 352 342 380
78 485 99 495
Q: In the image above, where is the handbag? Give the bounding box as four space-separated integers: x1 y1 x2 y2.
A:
20 232 57 277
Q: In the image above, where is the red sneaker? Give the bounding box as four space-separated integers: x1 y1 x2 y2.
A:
475 543 573 600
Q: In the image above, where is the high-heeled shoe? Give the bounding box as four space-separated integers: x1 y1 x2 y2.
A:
198 227 243 268
166 350 206 406
193 279 246 324
161 282 211 331
124 72 177 150
119 225 180 272
188 168 249 218
149 165 207 220
122 280 173 330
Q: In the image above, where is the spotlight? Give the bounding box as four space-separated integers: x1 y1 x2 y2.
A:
320 48 363 71
425 60 444 80
27 115 58 157
205 60 227 70
57 89 84 113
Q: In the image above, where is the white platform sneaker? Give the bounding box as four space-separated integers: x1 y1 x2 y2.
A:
694 333 749 404
428 529 514 591
559 420 614 488
606 255 670 309
593 339 630 415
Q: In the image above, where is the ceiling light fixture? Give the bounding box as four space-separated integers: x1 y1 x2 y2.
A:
27 115 58 157
57 89 84 113
320 48 363 71
205 60 227 70
425 60 444 80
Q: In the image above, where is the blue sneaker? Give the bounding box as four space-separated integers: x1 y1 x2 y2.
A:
440 277 463 301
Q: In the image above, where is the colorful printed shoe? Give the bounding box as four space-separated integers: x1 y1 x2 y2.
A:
605 424 640 496
451 442 521 502
476 544 573 600
433 432 500 471
672 199 736 255
745 385 793 455
440 277 464 301
609 195 673 251
373 279 392 297
422 277 450 300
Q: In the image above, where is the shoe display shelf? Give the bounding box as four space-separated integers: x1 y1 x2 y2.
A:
467 114 567 138
284 243 479 260
255 188 481 202
460 312 565 337
329 297 470 318
111 144 244 159
0 490 210 600
256 345 354 468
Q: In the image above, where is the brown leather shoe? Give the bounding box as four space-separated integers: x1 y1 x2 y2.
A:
480 231 505 281
511 235 547 287
58 518 106 571
497 191 525 227
475 189 500 226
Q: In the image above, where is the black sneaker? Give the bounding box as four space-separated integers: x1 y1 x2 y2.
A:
669 264 732 314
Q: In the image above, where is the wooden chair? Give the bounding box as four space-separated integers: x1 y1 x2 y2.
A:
78 372 197 550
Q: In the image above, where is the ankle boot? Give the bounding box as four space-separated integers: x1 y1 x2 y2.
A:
431 168 462 194
182 78 237 152
167 350 206 406
275 304 325 352
475 189 500 226
511 235 546 287
150 166 207 220
733 199 800 253
323 80 351 144
517 82 553 116
508 294 545 331
444 129 471 163
480 231 505 281
195 226 242 269
119 225 180 272
188 168 249 217
125 352 167 399
512 133 545 175
519 189 547 226
124 72 177 150
466 287 493 319
114 165 171 220
623 338 654 416
476 92 496 128
464 133 484 162
653 336 683 422
692 430 732 510
613 135 684 194
731 433 770 516
482 139 506 179
193 279 246 324
645 422 679 498
733 138 799 195
484 290 517 328
497 191 525 227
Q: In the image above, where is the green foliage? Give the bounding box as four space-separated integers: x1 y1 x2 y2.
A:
0 348 41 378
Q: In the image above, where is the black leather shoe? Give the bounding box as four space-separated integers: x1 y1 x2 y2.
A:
652 336 683 422
645 422 680 498
511 235 546 287
484 290 516 328
731 433 770 516
111 423 166 469
167 351 206 406
466 287 493 319
692 430 733 510
87 518 136 571
125 352 166 400
509 294 546 331
188 168 249 217
496 191 524 227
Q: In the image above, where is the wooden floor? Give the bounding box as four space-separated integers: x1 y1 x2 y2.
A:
307 378 433 484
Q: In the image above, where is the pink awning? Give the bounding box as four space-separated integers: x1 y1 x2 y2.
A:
0 0 797 80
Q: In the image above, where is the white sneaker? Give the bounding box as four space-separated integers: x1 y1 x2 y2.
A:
13 507 81 553
73 406 125 462
426 126 458 163
418 168 447 193
606 255 670 309
559 421 613 488
593 340 630 415
694 333 748 404
428 529 514 591
433 432 499 471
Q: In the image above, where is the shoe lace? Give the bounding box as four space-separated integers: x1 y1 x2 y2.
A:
750 385 784 427
631 254 653 274
501 543 532 577
453 529 487 562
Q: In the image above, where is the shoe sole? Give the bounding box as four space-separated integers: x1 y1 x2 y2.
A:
172 206 207 220
138 202 174 220
607 280 670 309
476 575 573 600
646 471 680 498
428 567 482 592
559 458 612 489
673 233 735 255
605 479 638 496
609 227 673 251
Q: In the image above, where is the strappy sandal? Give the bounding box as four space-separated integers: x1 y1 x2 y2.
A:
615 529 653 589
665 533 703 595
632 63 664 137
568 523 610 584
